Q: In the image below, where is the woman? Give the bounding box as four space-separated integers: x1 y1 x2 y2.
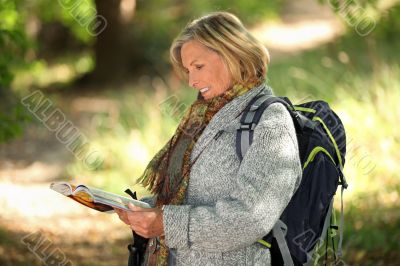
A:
115 12 302 265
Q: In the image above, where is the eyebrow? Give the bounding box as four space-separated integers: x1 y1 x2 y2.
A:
182 59 199 69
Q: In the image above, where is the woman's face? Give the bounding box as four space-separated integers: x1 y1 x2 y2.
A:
181 40 233 100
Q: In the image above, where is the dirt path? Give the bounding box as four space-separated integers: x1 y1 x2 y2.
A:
0 96 131 265
0 1 342 265
252 0 343 59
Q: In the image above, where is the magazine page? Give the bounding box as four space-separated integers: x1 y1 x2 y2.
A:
67 194 115 213
87 186 151 210
50 182 73 196
50 182 115 213
50 182 150 213
74 185 95 199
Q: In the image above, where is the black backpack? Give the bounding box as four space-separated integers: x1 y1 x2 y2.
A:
236 89 348 265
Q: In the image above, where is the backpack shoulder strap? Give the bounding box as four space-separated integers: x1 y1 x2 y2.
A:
236 95 292 160
236 94 318 161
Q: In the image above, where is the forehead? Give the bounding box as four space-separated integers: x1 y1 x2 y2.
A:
181 40 218 67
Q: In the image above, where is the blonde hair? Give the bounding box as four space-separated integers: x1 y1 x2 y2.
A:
170 12 270 85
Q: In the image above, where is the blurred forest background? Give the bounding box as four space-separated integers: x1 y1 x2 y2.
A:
0 0 399 265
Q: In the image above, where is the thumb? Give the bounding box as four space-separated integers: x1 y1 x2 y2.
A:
128 203 143 211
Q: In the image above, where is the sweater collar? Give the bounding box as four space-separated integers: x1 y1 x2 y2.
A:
191 83 273 160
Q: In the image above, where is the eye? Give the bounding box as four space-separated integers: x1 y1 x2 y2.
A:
195 64 204 70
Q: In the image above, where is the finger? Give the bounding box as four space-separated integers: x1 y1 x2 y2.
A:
127 212 150 228
114 208 126 215
130 225 148 237
128 203 145 212
113 209 130 225
120 214 130 224
115 210 125 219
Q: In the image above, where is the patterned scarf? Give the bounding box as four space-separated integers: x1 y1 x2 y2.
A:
138 82 256 266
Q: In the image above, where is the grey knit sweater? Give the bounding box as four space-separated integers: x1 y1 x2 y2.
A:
148 84 302 265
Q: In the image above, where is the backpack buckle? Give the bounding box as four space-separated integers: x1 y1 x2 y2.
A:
239 123 256 131
249 104 260 112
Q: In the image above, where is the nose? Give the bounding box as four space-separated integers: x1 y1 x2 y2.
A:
188 72 198 88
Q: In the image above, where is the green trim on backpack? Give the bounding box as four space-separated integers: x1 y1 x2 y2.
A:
312 116 343 168
294 106 316 113
257 239 272 248
303 146 336 170
294 106 343 169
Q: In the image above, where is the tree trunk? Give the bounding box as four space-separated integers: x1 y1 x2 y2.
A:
89 0 136 84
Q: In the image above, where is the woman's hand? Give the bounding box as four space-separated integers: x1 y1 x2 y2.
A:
114 207 130 225
115 203 165 238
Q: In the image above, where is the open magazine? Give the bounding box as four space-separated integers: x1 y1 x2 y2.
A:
50 182 151 213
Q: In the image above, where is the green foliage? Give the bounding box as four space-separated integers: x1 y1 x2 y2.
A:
2 0 283 83
2 0 282 143
372 3 400 40
12 54 94 90
321 0 400 39
0 226 13 245
126 0 282 72
10 0 282 66
0 0 32 143
0 0 29 86
0 103 31 143
24 0 97 44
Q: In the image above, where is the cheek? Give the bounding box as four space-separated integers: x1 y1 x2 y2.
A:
214 67 232 90
207 64 229 86
221 69 232 85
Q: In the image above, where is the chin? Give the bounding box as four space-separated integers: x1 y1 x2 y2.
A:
203 94 214 100
200 91 212 100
